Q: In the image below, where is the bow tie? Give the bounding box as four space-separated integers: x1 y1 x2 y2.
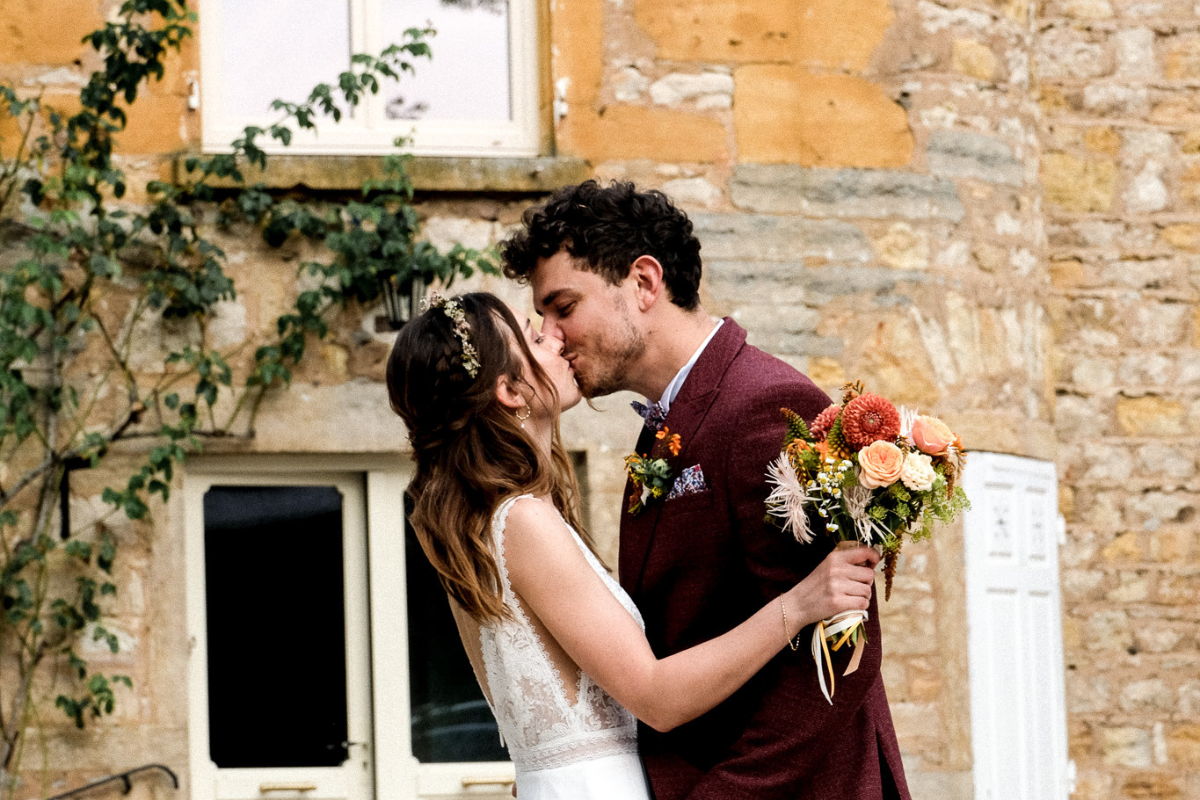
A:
631 400 667 431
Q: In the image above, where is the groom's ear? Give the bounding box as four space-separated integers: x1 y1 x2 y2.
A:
629 255 665 312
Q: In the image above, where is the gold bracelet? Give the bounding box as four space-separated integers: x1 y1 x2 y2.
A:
780 595 800 651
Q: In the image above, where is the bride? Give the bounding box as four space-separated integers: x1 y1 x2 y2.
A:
386 292 878 800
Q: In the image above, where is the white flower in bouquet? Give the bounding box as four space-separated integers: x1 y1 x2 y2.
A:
900 451 937 492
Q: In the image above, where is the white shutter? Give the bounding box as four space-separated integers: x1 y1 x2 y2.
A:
964 453 1071 800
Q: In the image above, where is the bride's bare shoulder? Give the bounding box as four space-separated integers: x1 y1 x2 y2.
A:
500 496 584 568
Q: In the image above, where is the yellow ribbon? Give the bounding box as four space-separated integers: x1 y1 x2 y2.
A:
811 609 869 704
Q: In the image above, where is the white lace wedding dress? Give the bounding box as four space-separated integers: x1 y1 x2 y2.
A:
470 494 653 799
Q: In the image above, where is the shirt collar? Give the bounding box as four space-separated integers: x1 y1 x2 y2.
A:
653 319 724 414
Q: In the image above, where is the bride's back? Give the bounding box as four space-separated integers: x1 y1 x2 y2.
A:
449 495 640 773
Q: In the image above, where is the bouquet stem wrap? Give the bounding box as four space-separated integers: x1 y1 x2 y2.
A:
812 540 870 704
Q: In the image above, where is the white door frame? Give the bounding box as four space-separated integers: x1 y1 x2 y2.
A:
185 468 374 800
184 455 515 800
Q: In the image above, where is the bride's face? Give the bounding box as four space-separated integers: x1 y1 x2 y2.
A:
511 308 582 414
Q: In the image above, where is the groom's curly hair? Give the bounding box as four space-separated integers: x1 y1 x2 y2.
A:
501 180 703 310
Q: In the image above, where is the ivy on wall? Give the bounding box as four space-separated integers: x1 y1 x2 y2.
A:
0 0 492 791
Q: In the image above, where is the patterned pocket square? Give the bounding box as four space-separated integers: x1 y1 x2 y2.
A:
666 464 708 500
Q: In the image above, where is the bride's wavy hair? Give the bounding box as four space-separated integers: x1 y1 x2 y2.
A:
386 292 593 622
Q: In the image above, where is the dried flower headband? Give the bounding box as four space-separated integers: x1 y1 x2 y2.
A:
421 291 480 378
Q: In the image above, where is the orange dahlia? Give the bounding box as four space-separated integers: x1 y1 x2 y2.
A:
840 393 900 449
810 404 842 441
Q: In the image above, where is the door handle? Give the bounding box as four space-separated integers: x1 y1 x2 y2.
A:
259 784 318 794
461 776 516 788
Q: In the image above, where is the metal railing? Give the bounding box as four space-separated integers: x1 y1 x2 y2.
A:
44 764 178 800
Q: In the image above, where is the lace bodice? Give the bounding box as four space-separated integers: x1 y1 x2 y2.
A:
477 495 643 772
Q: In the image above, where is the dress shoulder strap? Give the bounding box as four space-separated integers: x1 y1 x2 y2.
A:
490 494 535 596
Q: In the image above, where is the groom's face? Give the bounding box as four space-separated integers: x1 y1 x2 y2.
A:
531 250 646 399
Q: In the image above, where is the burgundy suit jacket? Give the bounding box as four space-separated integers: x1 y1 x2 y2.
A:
619 320 910 800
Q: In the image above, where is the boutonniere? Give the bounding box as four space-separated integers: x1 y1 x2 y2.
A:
624 428 683 516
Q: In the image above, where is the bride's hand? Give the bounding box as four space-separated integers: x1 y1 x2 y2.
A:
784 545 879 630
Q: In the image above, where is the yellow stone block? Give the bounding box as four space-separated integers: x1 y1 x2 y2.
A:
1083 126 1121 156
1150 97 1200 127
1179 163 1200 207
1181 130 1200 154
321 344 350 383
1038 86 1073 114
1161 223 1200 252
807 357 846 392
1166 39 1200 81
793 0 895 71
559 105 727 163
1194 307 1200 348
116 90 191 154
1041 152 1117 213
635 0 799 63
0 0 103 65
1003 0 1031 20
1101 532 1141 563
1059 486 1075 522
734 67 913 167
1168 725 1200 768
1049 258 1087 288
554 0 604 105
952 39 999 82
1116 396 1186 436
1121 774 1183 799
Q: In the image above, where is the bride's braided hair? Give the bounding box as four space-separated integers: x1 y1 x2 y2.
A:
386 292 593 622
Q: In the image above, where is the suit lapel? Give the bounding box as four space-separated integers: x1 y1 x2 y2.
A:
619 320 749 595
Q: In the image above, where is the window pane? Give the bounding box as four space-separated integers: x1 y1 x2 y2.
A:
382 0 512 121
203 486 349 768
405 497 508 763
220 0 352 118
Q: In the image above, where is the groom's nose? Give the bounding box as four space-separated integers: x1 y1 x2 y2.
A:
541 316 565 343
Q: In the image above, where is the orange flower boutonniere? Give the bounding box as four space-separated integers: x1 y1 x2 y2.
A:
624 427 682 516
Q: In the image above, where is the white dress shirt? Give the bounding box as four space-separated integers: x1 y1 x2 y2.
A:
653 319 724 414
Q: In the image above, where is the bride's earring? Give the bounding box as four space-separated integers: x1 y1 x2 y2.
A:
516 403 532 428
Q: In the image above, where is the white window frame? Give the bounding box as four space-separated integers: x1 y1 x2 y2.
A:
197 0 541 158
184 455 516 800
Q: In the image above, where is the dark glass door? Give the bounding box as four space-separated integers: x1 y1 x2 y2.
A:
203 485 350 768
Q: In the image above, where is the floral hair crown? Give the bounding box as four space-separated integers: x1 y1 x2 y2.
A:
421 290 480 378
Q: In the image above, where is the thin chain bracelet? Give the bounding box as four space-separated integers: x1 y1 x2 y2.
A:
780 595 800 651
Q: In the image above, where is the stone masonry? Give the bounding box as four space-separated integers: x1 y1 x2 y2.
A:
1038 0 1200 796
0 0 1197 798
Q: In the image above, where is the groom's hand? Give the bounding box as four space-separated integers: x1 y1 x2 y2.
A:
789 545 879 626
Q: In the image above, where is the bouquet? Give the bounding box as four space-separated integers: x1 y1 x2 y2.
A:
765 381 969 702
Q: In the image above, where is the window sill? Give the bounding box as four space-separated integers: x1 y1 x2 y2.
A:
172 154 591 193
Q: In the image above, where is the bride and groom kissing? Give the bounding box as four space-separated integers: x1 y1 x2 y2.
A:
386 180 911 799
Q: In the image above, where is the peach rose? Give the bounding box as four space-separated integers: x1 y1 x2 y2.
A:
911 415 957 456
857 440 904 489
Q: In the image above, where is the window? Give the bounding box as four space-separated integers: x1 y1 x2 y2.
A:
198 0 540 157
185 459 515 800
963 453 1072 800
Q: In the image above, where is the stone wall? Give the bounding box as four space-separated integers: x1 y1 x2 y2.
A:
1037 0 1200 796
6 0 1198 797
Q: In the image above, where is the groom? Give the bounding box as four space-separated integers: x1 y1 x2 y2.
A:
501 181 910 800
